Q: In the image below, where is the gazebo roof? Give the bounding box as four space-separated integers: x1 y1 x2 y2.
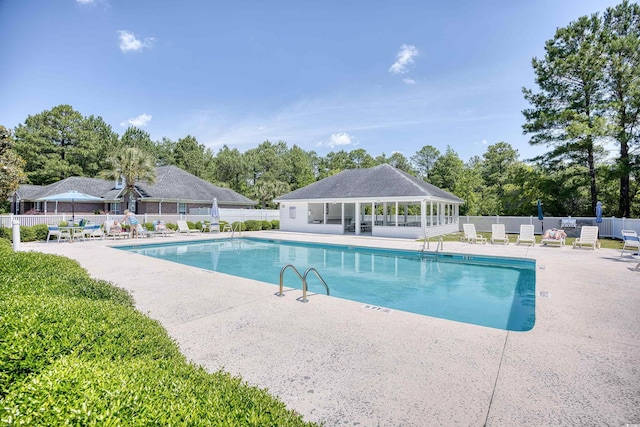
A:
276 164 463 203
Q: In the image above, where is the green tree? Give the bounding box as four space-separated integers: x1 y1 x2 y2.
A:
319 150 354 178
121 127 155 154
523 13 608 214
0 126 26 204
14 105 87 184
429 146 464 194
99 147 157 212
480 142 520 214
411 145 440 181
252 179 290 209
173 135 214 179
213 145 247 194
349 148 376 168
602 1 640 217
283 145 316 190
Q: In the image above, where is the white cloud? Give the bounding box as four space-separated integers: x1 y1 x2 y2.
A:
117 30 154 53
389 44 419 74
120 113 152 128
76 0 95 3
317 132 354 148
403 78 416 85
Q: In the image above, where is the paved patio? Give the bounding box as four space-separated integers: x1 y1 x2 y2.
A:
20 231 640 426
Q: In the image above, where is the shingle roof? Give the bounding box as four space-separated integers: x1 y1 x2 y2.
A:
13 166 256 206
135 166 255 205
276 164 463 202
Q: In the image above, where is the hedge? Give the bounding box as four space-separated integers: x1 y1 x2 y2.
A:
0 239 316 426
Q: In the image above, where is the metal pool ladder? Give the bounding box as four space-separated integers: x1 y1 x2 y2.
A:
277 264 330 303
421 236 443 252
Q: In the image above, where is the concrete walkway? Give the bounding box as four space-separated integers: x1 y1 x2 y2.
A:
20 231 640 426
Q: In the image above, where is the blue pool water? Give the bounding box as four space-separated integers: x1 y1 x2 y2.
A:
117 238 536 331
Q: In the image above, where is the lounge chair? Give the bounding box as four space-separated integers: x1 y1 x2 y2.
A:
541 228 566 247
177 220 196 235
135 224 154 238
153 221 176 237
621 230 639 256
104 220 129 240
46 224 70 243
462 223 486 244
490 224 509 245
516 224 536 246
202 220 220 233
573 226 599 250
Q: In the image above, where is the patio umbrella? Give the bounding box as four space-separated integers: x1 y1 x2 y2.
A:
537 199 544 232
39 190 103 224
595 201 603 224
211 197 220 220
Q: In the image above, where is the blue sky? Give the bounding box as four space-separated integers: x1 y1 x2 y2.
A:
0 0 624 163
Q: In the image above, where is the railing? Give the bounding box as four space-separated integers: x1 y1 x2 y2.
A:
277 264 330 303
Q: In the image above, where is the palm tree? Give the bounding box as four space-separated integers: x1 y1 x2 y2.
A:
99 147 156 212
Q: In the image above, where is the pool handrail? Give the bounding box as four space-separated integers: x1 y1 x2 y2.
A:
277 264 330 303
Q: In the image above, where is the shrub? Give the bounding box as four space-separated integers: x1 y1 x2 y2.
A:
261 220 272 230
0 227 10 241
219 220 229 231
0 243 316 426
244 220 261 231
271 219 280 229
232 221 247 232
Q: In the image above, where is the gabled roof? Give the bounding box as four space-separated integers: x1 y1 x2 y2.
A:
276 164 463 203
12 166 256 206
135 166 255 205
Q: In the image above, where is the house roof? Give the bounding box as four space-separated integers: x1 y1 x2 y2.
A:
13 165 256 206
135 166 255 205
276 164 464 203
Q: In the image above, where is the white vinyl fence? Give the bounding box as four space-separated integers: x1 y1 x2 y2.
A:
460 216 640 240
1 208 280 229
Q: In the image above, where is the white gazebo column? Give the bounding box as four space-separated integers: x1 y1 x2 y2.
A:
420 200 427 230
383 202 388 225
323 203 327 224
404 203 408 224
355 202 361 235
341 203 345 233
395 201 399 227
371 202 375 228
430 201 433 227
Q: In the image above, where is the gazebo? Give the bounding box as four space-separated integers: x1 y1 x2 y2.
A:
274 164 463 239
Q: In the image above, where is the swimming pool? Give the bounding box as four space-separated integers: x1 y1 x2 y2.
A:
117 238 536 331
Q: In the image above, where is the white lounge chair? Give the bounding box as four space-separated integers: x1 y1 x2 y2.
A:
462 223 486 244
516 224 536 246
541 228 566 247
46 224 70 243
177 220 196 235
573 226 599 250
621 230 639 256
104 220 129 240
153 221 175 237
490 224 509 245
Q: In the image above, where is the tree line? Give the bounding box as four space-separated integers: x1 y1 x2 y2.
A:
1 1 638 218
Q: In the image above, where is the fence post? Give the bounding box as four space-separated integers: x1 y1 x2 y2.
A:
12 220 20 251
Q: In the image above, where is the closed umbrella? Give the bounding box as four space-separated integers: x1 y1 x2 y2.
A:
39 190 103 224
595 201 603 224
211 197 220 220
537 199 544 233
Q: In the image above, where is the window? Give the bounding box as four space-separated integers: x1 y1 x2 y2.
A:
110 202 121 214
289 206 296 219
178 202 187 215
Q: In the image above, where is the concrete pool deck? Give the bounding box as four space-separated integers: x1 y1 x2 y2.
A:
20 231 640 426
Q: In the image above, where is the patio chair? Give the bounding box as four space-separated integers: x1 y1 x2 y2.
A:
177 220 196 235
621 230 639 256
490 224 509 245
46 224 70 243
202 220 220 233
516 224 536 246
541 228 566 247
153 221 176 237
573 226 599 250
135 224 154 238
462 223 486 244
104 219 129 240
